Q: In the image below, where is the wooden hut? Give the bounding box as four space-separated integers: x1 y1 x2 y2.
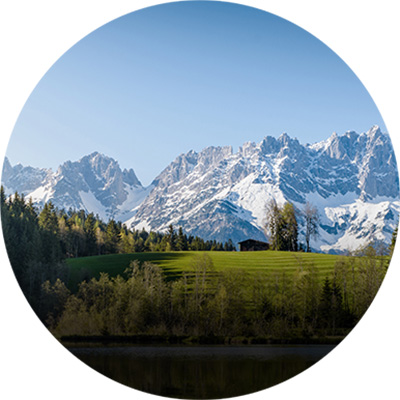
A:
238 239 269 252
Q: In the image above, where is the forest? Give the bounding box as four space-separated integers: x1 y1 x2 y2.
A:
44 253 388 342
1 186 396 342
0 187 234 310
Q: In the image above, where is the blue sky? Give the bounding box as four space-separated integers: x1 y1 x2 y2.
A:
6 1 386 186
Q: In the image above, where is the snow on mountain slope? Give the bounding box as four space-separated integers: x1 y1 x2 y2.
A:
316 199 400 253
2 126 399 253
129 126 399 252
2 152 148 222
2 156 52 197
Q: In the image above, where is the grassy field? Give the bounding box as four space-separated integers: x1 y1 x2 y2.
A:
66 251 341 291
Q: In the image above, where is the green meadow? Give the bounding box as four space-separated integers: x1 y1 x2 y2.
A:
67 250 340 291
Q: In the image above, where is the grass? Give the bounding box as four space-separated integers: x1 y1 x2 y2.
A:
66 250 341 291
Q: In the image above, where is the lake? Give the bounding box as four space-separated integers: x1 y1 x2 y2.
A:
67 344 335 398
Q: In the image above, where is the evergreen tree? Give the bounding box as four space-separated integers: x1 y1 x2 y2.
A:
319 277 333 330
118 227 131 253
58 214 71 256
105 219 120 254
0 185 6 206
95 225 106 255
226 239 235 251
319 277 345 334
84 213 97 256
167 224 177 251
176 227 188 251
38 201 62 263
70 216 85 257
38 202 59 234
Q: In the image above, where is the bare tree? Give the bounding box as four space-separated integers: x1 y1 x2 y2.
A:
303 202 319 252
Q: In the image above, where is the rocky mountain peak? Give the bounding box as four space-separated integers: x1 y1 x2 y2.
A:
366 124 381 138
2 125 398 253
344 130 358 140
278 132 290 144
130 125 399 252
1 157 13 181
123 168 142 187
259 135 279 154
198 145 233 167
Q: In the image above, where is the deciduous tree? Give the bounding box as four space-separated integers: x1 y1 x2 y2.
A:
303 202 319 252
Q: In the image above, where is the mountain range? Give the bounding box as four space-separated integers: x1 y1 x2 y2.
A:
2 125 399 253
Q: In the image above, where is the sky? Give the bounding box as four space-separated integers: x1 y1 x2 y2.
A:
5 1 387 186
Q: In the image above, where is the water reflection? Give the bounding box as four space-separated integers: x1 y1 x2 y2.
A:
68 345 334 399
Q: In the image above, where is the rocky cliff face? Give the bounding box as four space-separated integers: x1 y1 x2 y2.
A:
129 126 399 252
2 152 148 222
2 126 399 253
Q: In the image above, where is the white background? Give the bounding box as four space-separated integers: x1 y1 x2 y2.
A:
0 1 399 399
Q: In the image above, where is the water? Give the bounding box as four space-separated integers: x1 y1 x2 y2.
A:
68 344 334 399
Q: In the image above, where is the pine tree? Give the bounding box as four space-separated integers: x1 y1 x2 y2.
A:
105 219 120 254
167 224 177 251
38 202 59 234
0 185 6 206
84 213 97 256
227 239 235 251
38 201 62 263
95 225 105 255
319 277 333 330
176 227 188 251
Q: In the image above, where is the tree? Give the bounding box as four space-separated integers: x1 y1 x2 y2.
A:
176 226 188 251
105 219 120 254
70 219 85 258
390 221 398 256
95 225 106 255
166 224 177 251
303 202 319 252
0 185 6 206
38 201 62 263
266 199 285 250
38 202 59 234
266 200 298 251
84 213 97 256
281 202 298 252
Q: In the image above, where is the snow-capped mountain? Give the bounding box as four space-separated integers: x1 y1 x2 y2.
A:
2 126 399 253
129 125 399 252
2 152 151 222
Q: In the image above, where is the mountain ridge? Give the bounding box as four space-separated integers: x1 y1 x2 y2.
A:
2 126 399 253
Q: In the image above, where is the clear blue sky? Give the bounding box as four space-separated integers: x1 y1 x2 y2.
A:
6 1 386 186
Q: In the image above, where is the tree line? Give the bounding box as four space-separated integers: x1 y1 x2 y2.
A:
1 189 67 312
266 199 319 252
1 187 397 341
1 187 235 257
42 252 387 341
0 187 234 310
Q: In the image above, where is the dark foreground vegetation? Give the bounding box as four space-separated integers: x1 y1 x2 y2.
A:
47 253 387 342
1 187 397 343
0 188 233 312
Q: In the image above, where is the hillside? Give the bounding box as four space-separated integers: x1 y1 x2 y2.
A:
66 251 341 291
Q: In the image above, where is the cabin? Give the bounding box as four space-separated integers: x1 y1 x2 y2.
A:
238 239 269 252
